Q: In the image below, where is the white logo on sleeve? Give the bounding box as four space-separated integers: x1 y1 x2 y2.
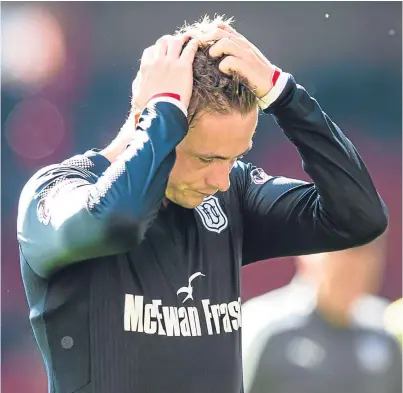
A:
195 196 228 233
177 272 205 303
37 198 51 225
250 168 271 185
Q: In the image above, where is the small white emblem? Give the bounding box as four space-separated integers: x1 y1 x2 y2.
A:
195 195 228 233
176 272 205 303
250 168 271 185
37 198 51 225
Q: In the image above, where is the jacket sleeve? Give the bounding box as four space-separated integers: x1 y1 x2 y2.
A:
234 74 388 265
17 100 188 278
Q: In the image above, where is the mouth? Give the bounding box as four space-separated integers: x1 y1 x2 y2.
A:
195 191 211 197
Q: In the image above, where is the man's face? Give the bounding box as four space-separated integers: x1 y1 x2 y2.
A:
166 109 258 208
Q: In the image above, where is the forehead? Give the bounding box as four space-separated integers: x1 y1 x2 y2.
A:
185 110 258 155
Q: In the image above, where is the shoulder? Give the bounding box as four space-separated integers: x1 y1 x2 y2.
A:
229 160 306 198
20 153 100 196
223 160 275 207
230 161 273 189
206 162 274 227
18 152 103 229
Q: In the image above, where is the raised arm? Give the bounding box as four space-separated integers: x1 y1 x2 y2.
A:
235 74 387 263
198 26 387 263
17 35 199 278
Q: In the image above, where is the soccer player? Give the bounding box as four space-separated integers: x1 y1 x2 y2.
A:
242 236 402 393
18 16 388 393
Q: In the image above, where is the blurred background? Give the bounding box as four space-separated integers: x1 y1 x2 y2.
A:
1 2 401 392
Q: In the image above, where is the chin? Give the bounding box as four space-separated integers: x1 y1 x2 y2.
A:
180 201 199 209
182 197 205 209
169 193 206 209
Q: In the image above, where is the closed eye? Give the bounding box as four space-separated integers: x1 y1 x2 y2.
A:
199 157 214 164
200 154 245 164
197 144 252 163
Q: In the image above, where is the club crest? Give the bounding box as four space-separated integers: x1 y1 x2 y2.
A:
195 195 228 234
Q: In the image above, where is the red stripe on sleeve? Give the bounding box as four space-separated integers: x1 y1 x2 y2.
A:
272 69 281 86
149 93 181 102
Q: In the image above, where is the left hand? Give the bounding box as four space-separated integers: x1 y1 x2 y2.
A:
196 26 277 98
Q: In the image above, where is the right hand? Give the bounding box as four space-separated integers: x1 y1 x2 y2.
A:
132 35 199 112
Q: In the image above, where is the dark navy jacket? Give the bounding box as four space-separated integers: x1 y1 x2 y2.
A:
17 74 387 393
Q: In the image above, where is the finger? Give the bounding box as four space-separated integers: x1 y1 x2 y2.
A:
155 35 172 57
209 37 242 58
218 55 246 76
156 34 173 43
216 29 268 63
199 28 249 50
131 73 142 96
132 73 140 91
197 28 228 44
140 46 156 67
167 35 190 59
180 38 200 62
218 24 244 39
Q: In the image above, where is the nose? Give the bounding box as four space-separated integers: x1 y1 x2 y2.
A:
205 164 231 193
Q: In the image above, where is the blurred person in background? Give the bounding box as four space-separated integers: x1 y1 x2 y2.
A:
384 298 403 346
242 235 402 393
17 15 388 393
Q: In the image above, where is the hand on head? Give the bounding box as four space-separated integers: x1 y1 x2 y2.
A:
188 25 277 98
132 21 277 118
132 35 199 112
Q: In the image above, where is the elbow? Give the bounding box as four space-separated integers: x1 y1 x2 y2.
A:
348 199 389 245
105 212 150 244
367 200 389 239
101 203 159 244
366 197 389 236
91 195 157 237
362 214 388 244
376 199 389 231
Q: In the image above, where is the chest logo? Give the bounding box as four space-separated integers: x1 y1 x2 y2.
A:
195 195 228 233
177 272 205 303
